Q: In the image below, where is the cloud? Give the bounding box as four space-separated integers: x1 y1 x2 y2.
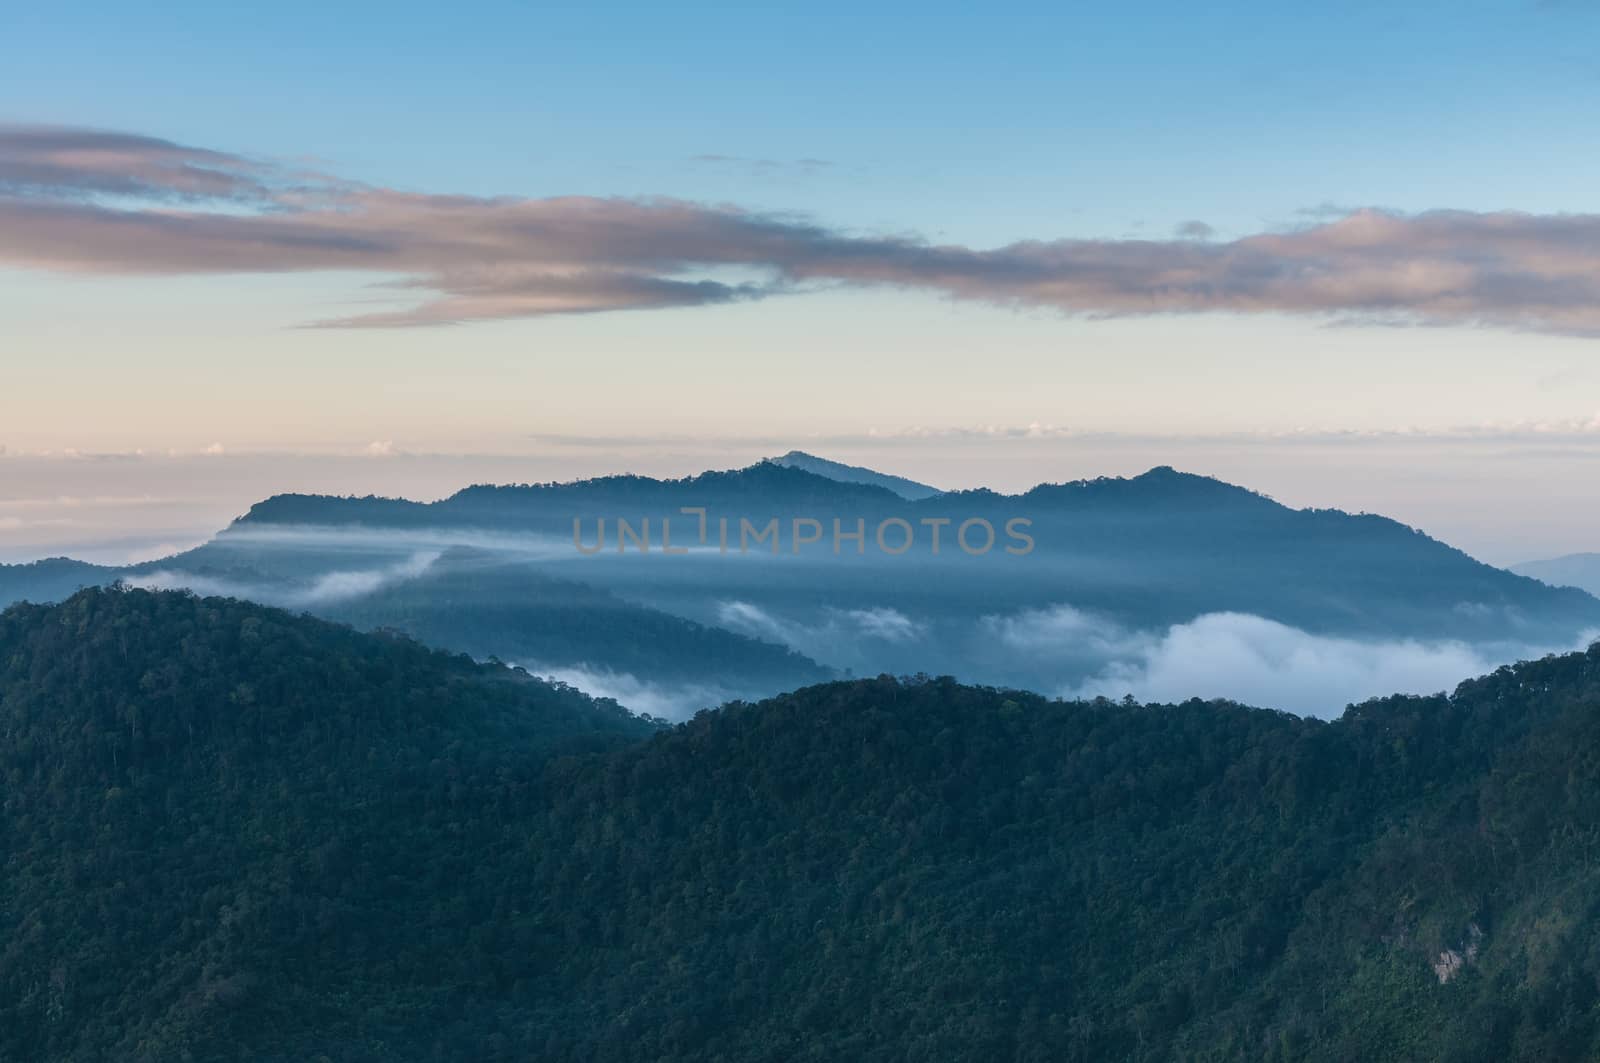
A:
0 125 287 203
716 600 798 644
845 606 924 643
10 123 1600 333
983 603 1149 658
298 550 440 603
126 549 441 606
715 600 926 661
715 598 1589 718
518 662 729 720
1055 610 1597 718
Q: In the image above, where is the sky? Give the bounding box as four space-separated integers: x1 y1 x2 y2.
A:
4 0 1600 565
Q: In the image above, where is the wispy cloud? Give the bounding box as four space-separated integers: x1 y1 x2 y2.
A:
9 123 1600 334
0 125 286 203
125 549 441 606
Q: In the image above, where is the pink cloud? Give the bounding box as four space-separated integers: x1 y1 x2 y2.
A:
6 124 1600 333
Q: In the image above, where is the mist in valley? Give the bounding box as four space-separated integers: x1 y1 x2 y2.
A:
71 516 1599 721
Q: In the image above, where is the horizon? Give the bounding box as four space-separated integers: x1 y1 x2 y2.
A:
3 441 1597 568
8 1 1600 567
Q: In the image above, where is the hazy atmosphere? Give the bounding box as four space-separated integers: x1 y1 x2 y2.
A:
7 0 1600 567
8 3 1600 1060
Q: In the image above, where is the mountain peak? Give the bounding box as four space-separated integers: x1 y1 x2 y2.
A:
1018 465 1278 510
766 450 943 500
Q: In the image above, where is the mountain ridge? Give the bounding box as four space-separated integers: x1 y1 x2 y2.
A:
228 462 1279 525
768 449 944 500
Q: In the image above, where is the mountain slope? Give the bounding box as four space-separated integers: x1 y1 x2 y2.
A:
0 588 656 1062
0 556 114 609
0 548 831 717
768 449 943 499
6 588 1600 1059
319 548 831 699
1513 552 1600 597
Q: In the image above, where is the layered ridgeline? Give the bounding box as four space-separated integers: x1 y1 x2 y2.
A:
0 546 831 716
0 557 116 609
4 456 1598 715
316 548 829 705
6 588 1600 1061
217 459 1600 651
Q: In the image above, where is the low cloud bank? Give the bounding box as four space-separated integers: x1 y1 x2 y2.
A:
1060 611 1579 717
997 605 1598 718
716 599 1594 719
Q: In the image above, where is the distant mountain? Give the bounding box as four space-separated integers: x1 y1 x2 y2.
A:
1 462 1595 712
768 449 943 499
1512 552 1600 597
231 459 903 530
6 587 1600 1060
222 461 1600 647
0 557 114 609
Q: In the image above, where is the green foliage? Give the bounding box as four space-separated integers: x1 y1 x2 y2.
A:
0 588 654 1062
4 588 1600 1060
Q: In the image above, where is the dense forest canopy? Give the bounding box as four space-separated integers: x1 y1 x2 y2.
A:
3 588 1600 1060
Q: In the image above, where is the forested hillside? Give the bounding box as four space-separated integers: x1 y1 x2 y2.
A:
3 589 1600 1060
0 589 656 1062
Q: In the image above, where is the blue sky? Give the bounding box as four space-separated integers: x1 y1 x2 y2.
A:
11 0 1600 240
5 1 1600 562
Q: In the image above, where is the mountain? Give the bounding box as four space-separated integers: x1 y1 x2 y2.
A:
1513 552 1600 597
0 588 660 1060
5 587 1600 1060
211 463 1598 650
230 459 902 530
317 547 831 708
768 449 943 500
1 462 1595 715
0 556 114 609
0 546 832 719
215 463 1600 689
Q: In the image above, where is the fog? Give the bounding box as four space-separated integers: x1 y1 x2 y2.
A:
126 551 442 607
20 516 1600 721
1061 611 1598 718
709 598 1596 721
518 663 736 721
